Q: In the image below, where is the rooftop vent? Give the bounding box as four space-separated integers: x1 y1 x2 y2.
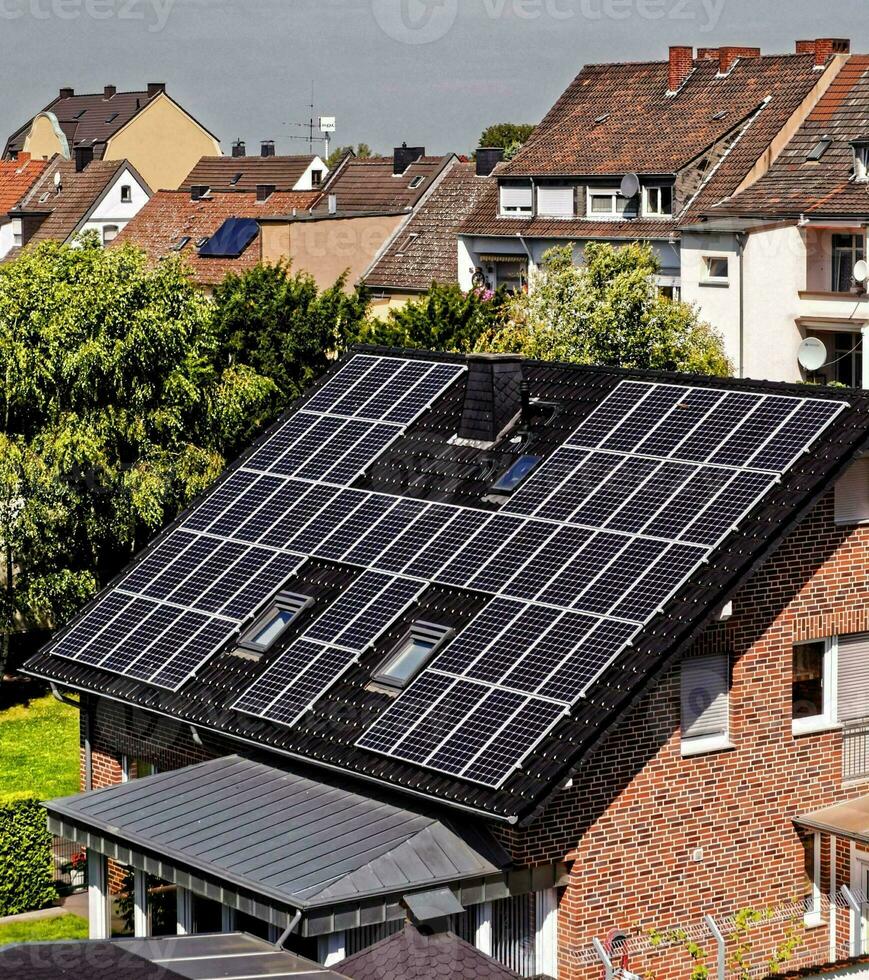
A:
256 183 276 203
103 85 116 100
261 140 276 157
476 147 504 177
393 142 425 175
458 354 524 445
147 82 166 97
59 87 74 99
668 46 694 94
232 140 246 158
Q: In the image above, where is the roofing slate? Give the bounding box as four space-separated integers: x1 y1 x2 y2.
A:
25 350 869 824
181 155 320 194
340 923 520 980
46 755 509 909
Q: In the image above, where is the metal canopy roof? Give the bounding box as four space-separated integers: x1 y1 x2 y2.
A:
796 794 869 844
45 756 510 915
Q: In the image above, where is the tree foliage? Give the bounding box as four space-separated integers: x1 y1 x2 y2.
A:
326 143 374 169
0 799 56 916
480 243 731 376
0 237 277 676
478 122 535 160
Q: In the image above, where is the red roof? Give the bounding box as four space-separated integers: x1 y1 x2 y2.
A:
0 153 48 217
312 155 454 214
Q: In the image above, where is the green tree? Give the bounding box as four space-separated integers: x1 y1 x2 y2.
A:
210 261 370 416
361 282 508 353
480 243 731 376
326 143 374 169
0 236 277 679
478 123 536 159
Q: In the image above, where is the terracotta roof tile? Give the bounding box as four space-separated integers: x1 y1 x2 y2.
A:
0 153 48 217
181 155 320 193
313 155 454 214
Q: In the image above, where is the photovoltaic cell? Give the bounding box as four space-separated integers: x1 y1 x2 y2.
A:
184 472 254 532
671 391 758 462
534 453 621 522
635 387 724 458
463 605 562 686
267 415 345 477
435 514 525 587
314 494 396 561
749 400 845 472
604 461 696 534
466 521 557 594
296 419 374 480
244 414 315 472
324 423 402 483
304 355 380 414
357 362 433 420
264 645 358 725
504 525 592 600
535 531 630 610
569 456 659 528
503 447 588 516
356 673 454 754
643 467 734 540
573 537 668 616
537 618 640 701
304 571 398 646
600 385 686 453
399 508 487 578
342 498 427 567
566 382 653 449
432 599 526 676
709 397 800 468
681 471 775 547
384 363 466 424
258 484 340 549
609 542 705 621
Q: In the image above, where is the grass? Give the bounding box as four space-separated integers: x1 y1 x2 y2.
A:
0 687 80 803
0 914 88 945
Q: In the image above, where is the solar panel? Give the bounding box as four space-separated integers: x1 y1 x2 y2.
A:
198 218 259 258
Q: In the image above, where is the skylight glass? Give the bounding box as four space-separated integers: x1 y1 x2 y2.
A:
492 455 543 492
807 137 832 161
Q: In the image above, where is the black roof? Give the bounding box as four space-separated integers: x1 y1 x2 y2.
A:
25 348 869 825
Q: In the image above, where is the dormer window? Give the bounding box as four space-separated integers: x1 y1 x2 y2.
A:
373 622 453 689
500 181 533 216
853 141 869 181
587 187 637 220
238 592 313 654
644 185 673 217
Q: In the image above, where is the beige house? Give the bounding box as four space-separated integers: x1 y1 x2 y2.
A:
4 84 221 192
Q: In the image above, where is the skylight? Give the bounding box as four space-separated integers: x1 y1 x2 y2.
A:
230 172 243 185
238 592 313 654
373 623 453 689
408 175 425 189
171 236 191 251
73 109 86 120
712 110 728 121
491 455 543 493
806 137 832 161
594 112 611 124
198 217 259 258
105 112 119 123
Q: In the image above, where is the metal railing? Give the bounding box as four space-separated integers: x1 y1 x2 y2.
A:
843 718 869 781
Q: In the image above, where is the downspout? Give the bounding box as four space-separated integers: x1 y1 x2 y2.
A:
736 232 748 378
51 685 90 789
275 909 302 949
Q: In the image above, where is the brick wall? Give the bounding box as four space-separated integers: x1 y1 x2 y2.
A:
500 488 869 979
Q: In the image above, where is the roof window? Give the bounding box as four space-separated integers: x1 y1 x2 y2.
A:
373 622 453 690
491 455 543 493
594 112 611 124
171 236 191 251
408 175 425 189
238 592 313 654
105 112 119 124
807 137 832 162
73 109 86 120
230 172 243 185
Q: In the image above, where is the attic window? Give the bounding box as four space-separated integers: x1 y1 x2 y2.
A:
711 110 727 121
238 592 313 654
853 142 869 181
311 169 323 187
230 172 243 185
171 236 191 251
397 232 419 254
491 455 543 493
408 175 425 189
594 113 610 124
120 185 132 203
73 109 86 119
373 622 453 690
195 236 209 248
807 137 832 161
105 112 119 123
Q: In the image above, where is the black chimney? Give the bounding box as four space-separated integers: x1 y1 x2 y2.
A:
103 85 117 100
261 140 276 157
476 147 504 177
59 87 74 100
256 184 275 203
74 145 93 173
147 82 166 97
393 142 425 175
190 185 209 201
232 140 246 158
458 354 525 444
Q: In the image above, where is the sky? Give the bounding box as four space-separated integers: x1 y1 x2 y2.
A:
0 0 867 159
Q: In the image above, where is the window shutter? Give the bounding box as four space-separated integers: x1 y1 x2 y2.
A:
681 654 729 739
537 185 574 217
500 184 532 211
835 458 869 525
838 633 869 722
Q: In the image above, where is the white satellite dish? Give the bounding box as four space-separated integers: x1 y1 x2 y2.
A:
798 337 828 372
53 171 62 189
620 172 640 198
854 259 868 284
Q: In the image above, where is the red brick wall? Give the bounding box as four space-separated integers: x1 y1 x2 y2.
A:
504 488 869 979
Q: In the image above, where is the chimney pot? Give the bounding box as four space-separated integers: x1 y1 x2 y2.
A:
718 46 761 73
393 143 425 174
260 140 275 157
103 85 116 100
256 184 276 202
232 140 246 158
807 38 850 68
59 87 74 100
146 82 166 97
476 147 504 177
668 46 694 93
74 145 93 173
458 354 525 445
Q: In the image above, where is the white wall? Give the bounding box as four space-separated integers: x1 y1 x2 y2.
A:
0 221 15 259
294 155 329 192
79 166 151 245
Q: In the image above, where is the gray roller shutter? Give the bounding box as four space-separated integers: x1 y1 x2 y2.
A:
681 654 729 739
835 458 869 525
838 633 869 722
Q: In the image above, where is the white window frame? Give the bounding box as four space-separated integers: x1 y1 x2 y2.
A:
586 187 632 220
804 831 824 928
537 183 575 218
643 184 674 218
101 224 120 246
680 653 733 757
702 254 730 285
500 183 533 216
854 143 869 182
120 184 132 203
792 637 839 736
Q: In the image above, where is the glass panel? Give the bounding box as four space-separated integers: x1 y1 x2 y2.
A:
832 234 864 292
380 635 437 685
590 195 613 213
251 608 296 648
793 642 825 719
192 894 222 933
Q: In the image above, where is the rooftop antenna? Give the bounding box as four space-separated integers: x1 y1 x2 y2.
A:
282 82 335 162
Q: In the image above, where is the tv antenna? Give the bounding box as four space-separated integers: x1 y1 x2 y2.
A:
283 82 336 161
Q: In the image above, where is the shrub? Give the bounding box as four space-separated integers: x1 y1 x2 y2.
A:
0 798 56 915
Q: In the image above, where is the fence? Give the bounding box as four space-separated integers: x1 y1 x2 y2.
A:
844 719 869 781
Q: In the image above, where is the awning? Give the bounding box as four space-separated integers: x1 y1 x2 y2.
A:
45 755 515 936
795 795 869 844
478 253 527 264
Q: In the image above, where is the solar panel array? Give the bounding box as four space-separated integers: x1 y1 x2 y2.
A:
52 356 466 691
50 355 847 788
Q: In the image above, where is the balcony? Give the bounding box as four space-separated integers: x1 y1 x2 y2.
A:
843 717 869 781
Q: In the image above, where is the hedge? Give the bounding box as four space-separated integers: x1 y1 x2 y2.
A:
0 798 56 916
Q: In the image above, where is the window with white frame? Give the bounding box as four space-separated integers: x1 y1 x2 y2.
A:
644 184 674 217
500 182 533 215
680 653 731 753
537 183 574 218
835 457 869 525
853 142 869 181
587 187 636 219
792 640 835 733
702 255 729 283
120 184 132 203
102 224 120 245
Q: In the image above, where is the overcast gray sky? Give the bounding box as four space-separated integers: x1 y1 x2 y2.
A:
1 0 867 159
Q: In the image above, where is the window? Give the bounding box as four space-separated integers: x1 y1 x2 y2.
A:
680 653 730 754
644 185 673 217
12 220 22 248
492 456 543 493
105 112 119 124
230 172 243 186
587 188 636 219
311 169 323 187
238 592 312 654
120 184 132 203
171 236 191 251
807 137 832 162
837 633 869 724
537 184 574 218
374 623 452 689
500 182 533 215
835 458 869 525
408 174 425 189
854 142 869 181
832 234 865 292
703 255 729 283
102 224 119 245
792 640 834 733
802 833 822 926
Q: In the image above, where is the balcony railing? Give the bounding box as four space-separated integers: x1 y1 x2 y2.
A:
843 718 869 781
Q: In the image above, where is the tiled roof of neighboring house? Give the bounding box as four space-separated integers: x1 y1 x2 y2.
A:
340 924 519 980
181 154 320 193
365 163 495 290
501 53 825 178
705 55 869 218
113 187 319 285
10 156 132 246
0 152 48 219
312 155 455 214
4 84 171 159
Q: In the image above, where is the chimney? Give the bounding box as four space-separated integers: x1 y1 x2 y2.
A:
59 87 74 99
232 140 246 157
190 185 209 201
697 48 720 60
147 82 166 97
328 194 338 215
668 46 694 93
458 354 525 444
103 85 116 100
476 147 504 177
256 184 275 203
798 38 851 68
393 142 425 175
74 145 93 173
718 46 761 73
260 140 275 157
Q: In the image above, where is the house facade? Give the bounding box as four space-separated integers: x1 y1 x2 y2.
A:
25 350 869 979
0 153 48 257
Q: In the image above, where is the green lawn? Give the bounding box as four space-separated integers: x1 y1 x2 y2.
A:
0 914 88 945
0 693 80 803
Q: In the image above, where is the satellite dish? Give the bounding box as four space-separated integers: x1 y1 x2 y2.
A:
620 172 640 198
798 337 828 372
53 171 62 189
855 259 868 283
